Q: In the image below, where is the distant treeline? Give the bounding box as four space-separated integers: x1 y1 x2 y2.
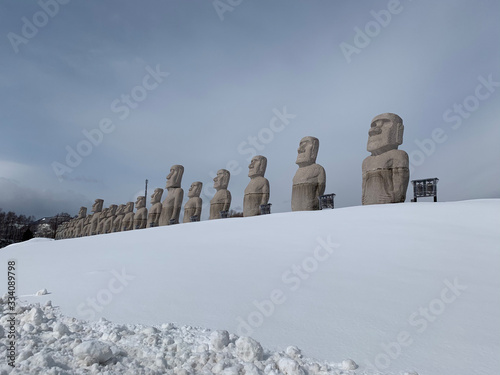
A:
0 209 73 249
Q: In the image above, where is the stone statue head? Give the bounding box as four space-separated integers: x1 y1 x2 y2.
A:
100 207 109 218
188 182 203 198
151 188 164 204
213 169 230 191
135 196 146 209
296 136 319 167
166 165 184 189
92 199 104 213
367 113 404 155
108 204 117 217
125 201 134 213
248 155 267 178
116 204 125 215
78 207 87 219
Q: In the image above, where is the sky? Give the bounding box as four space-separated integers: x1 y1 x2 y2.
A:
0 0 499 220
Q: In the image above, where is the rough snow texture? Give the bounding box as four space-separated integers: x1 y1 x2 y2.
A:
0 297 358 375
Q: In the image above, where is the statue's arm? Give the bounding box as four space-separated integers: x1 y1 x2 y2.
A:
261 180 270 205
172 189 184 220
194 197 203 217
223 191 232 212
392 167 409 202
391 151 409 202
317 166 326 197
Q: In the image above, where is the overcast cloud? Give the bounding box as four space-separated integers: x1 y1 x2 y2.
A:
0 0 499 219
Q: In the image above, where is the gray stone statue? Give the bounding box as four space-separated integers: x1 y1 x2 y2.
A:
159 165 184 225
82 214 92 236
362 113 409 205
75 206 87 237
244 156 270 217
292 136 326 211
210 169 231 220
134 196 148 229
103 204 117 234
147 188 164 227
183 182 203 223
90 199 104 235
112 204 126 232
121 201 135 231
96 208 109 235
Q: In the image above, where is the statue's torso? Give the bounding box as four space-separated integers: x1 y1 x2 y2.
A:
292 164 325 211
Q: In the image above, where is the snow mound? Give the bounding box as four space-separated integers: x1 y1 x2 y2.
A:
0 297 360 375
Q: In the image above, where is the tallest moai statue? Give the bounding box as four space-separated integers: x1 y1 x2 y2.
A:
362 113 409 205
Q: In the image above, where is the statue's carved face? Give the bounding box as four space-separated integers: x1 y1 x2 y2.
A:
188 182 202 198
135 196 145 209
78 207 87 218
151 188 163 203
92 199 103 213
100 208 109 218
367 113 403 154
248 156 266 178
166 165 183 188
213 169 229 190
116 204 125 215
296 137 318 167
125 202 134 213
108 205 117 216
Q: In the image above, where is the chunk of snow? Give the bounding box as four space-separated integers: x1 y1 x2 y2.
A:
235 336 263 362
73 340 113 364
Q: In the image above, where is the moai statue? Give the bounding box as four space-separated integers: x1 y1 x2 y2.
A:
68 220 76 238
292 136 326 211
244 156 270 217
362 113 409 205
121 201 135 231
96 208 109 235
147 188 164 227
183 182 203 223
133 196 148 229
82 214 92 236
103 204 118 234
112 204 126 232
90 199 104 235
65 222 72 238
210 169 231 219
56 223 65 239
159 165 184 226
75 207 87 237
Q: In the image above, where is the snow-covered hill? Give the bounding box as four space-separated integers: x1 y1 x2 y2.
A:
1 200 499 375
